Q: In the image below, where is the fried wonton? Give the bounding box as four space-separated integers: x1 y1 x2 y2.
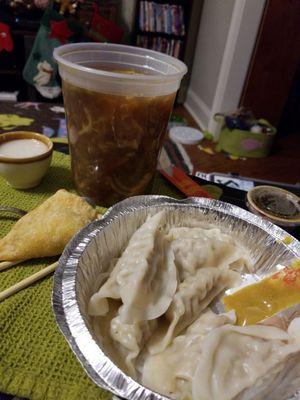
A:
0 189 97 261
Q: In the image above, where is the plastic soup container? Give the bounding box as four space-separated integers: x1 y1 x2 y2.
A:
54 43 187 206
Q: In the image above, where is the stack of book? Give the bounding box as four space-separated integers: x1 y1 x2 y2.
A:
137 35 182 58
136 1 186 58
139 1 185 35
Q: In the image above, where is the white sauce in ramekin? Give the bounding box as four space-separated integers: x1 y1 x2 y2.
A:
0 139 48 158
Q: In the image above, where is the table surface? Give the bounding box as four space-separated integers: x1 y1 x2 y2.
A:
0 101 299 186
0 101 299 400
176 106 300 186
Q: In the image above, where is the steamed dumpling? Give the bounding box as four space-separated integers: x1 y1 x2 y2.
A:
110 310 157 378
85 208 300 399
88 211 177 323
91 299 157 378
192 323 300 400
147 267 238 354
142 309 236 399
168 227 251 280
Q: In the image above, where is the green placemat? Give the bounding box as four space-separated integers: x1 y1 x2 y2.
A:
0 151 182 400
0 151 110 400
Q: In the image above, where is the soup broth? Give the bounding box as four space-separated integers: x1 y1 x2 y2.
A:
62 78 175 206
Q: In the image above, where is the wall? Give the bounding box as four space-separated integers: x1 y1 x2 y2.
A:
121 0 137 41
185 0 266 136
189 0 235 110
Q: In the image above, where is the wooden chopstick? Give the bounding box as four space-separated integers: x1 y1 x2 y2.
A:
0 261 58 302
0 260 25 272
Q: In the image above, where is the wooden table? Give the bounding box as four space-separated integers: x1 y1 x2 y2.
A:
174 106 300 186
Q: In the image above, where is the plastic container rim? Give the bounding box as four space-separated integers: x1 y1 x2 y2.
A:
53 43 188 83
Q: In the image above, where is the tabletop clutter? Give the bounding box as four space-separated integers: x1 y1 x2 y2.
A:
1 42 300 400
214 108 276 158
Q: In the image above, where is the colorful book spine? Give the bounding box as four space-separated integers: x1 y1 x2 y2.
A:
137 1 185 58
156 4 163 32
139 2 186 36
173 40 182 58
139 1 144 30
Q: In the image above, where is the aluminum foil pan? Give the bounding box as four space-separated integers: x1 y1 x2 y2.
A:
52 195 300 400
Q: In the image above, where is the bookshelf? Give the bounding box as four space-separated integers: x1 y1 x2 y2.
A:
133 0 203 103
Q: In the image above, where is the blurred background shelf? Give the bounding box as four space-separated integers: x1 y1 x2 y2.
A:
133 0 203 103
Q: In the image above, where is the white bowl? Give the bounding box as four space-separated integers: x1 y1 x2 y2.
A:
0 131 53 189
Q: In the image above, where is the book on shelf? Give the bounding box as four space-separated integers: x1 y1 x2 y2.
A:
173 39 181 58
156 3 163 32
163 4 169 34
145 1 150 31
139 1 144 31
137 34 183 58
138 1 185 36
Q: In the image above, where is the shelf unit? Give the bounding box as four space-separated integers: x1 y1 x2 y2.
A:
133 0 203 103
